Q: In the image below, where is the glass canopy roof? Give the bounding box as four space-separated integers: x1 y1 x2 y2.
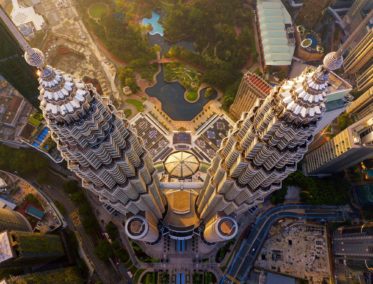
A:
164 151 200 178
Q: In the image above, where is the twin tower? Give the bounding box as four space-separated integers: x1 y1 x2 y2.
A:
24 47 343 245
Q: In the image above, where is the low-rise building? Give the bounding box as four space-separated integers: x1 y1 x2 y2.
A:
0 230 64 268
256 0 295 68
10 0 45 38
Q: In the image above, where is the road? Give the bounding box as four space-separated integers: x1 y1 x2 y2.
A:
221 204 351 283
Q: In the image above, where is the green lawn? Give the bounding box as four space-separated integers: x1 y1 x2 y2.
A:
88 3 109 19
28 112 43 127
125 99 144 112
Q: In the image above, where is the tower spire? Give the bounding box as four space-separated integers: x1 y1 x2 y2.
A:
0 6 45 69
320 8 373 72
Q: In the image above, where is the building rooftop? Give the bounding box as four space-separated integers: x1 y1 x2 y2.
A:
244 72 272 95
195 116 231 159
163 190 199 233
0 80 25 127
257 0 295 66
0 232 13 264
10 0 44 32
25 205 45 220
127 217 146 236
265 272 296 284
131 113 170 161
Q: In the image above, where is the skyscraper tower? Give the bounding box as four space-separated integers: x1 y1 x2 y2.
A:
196 52 344 235
0 7 39 107
0 8 167 243
34 62 166 242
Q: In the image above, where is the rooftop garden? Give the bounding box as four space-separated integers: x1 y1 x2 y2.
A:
0 144 51 185
297 26 324 54
27 112 43 128
13 231 64 256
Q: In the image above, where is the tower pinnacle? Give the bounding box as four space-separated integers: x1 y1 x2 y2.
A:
0 6 45 69
24 48 45 69
322 52 343 71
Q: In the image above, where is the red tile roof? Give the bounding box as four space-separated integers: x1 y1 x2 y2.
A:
244 73 272 95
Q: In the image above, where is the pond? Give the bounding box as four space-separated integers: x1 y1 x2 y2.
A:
141 11 164 36
146 66 217 121
141 11 195 55
141 11 210 121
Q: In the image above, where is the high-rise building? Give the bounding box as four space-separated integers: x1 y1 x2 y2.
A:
0 7 39 107
229 72 271 120
196 53 344 237
343 19 372 92
343 0 372 43
342 2 372 93
0 231 64 268
333 223 373 273
0 208 31 232
346 86 373 122
0 6 168 244
303 113 373 176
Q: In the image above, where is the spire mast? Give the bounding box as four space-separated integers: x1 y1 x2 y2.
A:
336 9 373 58
0 6 31 52
0 6 45 68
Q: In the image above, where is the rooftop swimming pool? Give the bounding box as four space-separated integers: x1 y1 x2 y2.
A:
32 127 49 147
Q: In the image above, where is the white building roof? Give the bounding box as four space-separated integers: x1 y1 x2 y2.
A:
0 232 13 264
11 0 44 31
257 0 295 66
0 197 16 210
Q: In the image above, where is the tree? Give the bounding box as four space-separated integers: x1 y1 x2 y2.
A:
105 222 119 240
95 240 114 262
63 180 80 194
